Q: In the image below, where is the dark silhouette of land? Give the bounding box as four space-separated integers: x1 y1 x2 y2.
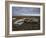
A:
12 16 40 31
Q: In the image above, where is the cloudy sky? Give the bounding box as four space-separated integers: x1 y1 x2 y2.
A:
12 7 40 16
